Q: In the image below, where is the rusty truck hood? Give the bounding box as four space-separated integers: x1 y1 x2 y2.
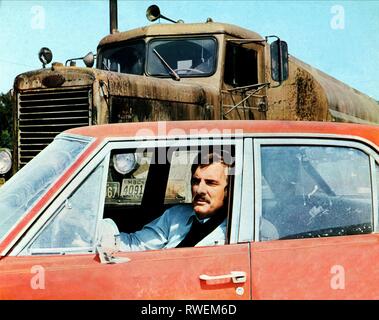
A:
14 65 97 91
14 65 207 105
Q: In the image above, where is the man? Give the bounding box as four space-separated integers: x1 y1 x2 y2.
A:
119 150 232 251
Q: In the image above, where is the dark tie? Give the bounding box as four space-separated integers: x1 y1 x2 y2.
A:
176 212 226 248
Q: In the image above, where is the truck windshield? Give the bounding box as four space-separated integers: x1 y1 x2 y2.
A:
98 40 145 75
0 137 88 243
147 37 217 77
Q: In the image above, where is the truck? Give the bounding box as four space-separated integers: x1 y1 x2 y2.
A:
3 1 379 184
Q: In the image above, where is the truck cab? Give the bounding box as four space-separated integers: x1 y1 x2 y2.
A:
96 21 271 122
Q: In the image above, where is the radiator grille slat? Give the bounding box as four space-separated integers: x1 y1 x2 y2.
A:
19 97 89 106
18 87 91 168
20 110 88 117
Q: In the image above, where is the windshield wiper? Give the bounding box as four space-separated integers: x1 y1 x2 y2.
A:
153 49 180 81
102 60 110 71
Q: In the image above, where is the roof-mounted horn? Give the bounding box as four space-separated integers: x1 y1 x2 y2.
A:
146 5 183 23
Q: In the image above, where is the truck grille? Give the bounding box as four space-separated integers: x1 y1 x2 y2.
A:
18 87 91 168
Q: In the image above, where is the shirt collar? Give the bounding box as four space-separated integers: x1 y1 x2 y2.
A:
189 211 210 224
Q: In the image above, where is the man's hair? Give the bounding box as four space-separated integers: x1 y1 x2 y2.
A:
191 148 234 177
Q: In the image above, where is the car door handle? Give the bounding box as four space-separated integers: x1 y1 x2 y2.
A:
199 271 246 283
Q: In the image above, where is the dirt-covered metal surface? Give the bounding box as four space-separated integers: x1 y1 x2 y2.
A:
98 22 264 47
267 55 379 124
291 57 379 124
294 68 323 121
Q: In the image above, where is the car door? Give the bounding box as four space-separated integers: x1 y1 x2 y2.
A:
1 137 251 299
247 137 379 299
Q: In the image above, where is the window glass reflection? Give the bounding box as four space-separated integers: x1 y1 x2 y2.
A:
260 146 373 241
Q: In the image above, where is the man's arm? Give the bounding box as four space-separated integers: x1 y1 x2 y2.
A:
119 211 171 251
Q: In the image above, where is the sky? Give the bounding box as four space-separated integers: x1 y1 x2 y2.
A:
0 0 378 100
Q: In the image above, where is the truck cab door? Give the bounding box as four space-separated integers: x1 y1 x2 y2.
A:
221 41 267 120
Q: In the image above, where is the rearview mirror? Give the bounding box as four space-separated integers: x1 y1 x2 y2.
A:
270 39 289 84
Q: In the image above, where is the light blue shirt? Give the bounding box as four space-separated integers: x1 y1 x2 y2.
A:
119 204 227 251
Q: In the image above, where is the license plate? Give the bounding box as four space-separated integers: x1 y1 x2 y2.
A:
106 182 120 199
121 179 145 200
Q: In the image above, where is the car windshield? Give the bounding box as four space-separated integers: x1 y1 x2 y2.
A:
147 37 217 77
0 137 89 243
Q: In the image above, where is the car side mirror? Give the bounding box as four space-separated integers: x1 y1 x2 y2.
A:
270 39 289 84
96 218 130 264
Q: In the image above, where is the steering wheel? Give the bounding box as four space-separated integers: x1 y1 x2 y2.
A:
174 68 205 74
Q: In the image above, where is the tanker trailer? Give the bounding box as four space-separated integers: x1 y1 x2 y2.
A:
266 55 379 123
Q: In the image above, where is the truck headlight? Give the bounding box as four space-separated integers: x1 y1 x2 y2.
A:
0 149 12 175
113 153 138 175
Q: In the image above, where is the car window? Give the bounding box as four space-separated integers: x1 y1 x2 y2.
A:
103 145 234 238
27 160 105 252
259 145 373 241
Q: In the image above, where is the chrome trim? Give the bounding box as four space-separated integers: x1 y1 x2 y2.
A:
58 133 94 143
94 153 111 247
29 247 93 255
253 140 262 242
103 138 241 153
228 139 243 244
237 138 254 242
371 157 379 233
98 132 379 153
199 271 246 284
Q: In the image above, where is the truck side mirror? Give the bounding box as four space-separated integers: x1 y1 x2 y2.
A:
83 52 95 68
270 39 288 84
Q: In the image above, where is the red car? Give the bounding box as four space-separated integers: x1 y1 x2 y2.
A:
0 120 379 299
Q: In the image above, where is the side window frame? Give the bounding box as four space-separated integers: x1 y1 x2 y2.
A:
103 137 244 246
372 158 379 233
253 138 379 242
237 138 254 243
224 41 259 87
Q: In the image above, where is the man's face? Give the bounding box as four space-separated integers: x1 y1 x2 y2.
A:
191 162 228 219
